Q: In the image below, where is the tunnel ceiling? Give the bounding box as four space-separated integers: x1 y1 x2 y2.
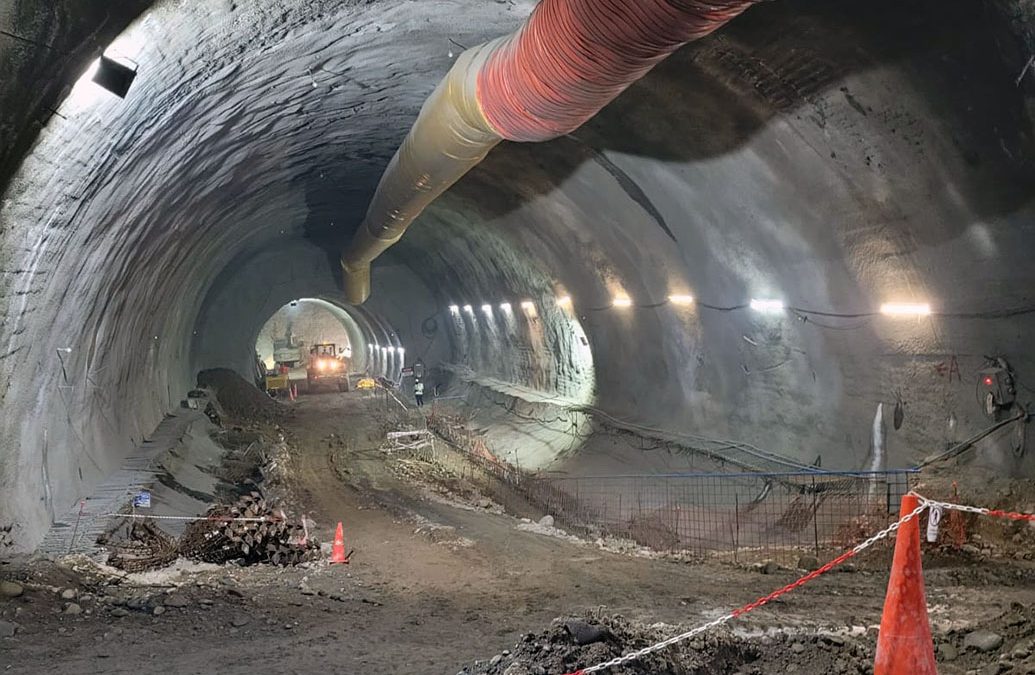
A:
2 0 1035 553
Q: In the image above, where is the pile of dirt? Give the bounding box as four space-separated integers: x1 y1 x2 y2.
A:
197 368 283 423
463 602 1035 675
458 613 764 675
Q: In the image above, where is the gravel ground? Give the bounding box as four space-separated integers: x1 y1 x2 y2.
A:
3 391 1035 674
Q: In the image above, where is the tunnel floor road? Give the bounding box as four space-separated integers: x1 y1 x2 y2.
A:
3 391 1035 674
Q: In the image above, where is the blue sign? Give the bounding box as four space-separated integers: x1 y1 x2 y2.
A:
133 490 151 508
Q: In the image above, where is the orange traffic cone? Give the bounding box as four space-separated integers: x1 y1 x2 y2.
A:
329 521 350 564
874 494 937 674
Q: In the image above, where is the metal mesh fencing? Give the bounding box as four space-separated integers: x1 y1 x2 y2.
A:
424 413 914 563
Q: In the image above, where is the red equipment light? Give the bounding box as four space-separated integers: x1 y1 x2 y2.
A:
983 376 994 386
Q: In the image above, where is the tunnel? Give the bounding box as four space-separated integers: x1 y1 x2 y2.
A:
2 0 1035 588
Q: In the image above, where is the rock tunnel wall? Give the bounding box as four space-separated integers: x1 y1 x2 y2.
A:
1 0 1034 553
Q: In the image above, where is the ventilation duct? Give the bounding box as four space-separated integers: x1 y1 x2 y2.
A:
340 0 759 303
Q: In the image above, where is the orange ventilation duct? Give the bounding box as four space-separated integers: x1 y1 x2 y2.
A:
341 0 759 303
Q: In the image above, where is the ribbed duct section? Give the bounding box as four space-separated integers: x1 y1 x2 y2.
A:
477 0 757 142
341 0 759 303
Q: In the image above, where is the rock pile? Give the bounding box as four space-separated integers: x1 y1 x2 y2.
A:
457 614 763 675
197 368 283 422
462 603 1035 675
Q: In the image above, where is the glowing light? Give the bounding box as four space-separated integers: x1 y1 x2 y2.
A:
398 347 405 358
750 298 784 314
462 304 474 314
557 296 572 308
387 346 396 354
449 305 460 315
63 59 104 111
520 300 538 318
481 304 492 315
880 302 931 317
62 23 151 113
317 360 328 371
668 294 695 306
499 302 512 313
612 294 633 308
983 376 994 386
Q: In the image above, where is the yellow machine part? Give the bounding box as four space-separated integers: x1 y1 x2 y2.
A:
265 373 291 391
356 377 377 390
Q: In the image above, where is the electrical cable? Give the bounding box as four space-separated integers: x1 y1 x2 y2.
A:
915 412 1026 467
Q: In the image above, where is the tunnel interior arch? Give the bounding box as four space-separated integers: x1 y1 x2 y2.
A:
0 0 1034 555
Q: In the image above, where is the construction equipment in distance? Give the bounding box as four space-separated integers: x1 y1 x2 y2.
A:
307 343 351 392
265 336 308 395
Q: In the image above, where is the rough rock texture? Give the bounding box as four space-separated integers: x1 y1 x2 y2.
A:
0 1 150 193
1 0 1034 553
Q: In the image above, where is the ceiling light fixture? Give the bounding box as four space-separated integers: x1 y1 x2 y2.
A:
449 304 460 315
500 302 512 312
463 304 474 314
880 302 932 317
668 294 695 305
557 296 572 308
481 304 493 315
612 294 633 308
750 298 784 314
92 55 138 98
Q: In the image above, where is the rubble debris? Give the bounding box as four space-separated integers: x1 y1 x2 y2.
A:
197 368 284 423
162 594 190 608
963 629 1004 652
458 613 762 675
463 603 1035 675
0 580 24 598
178 492 316 566
563 618 610 646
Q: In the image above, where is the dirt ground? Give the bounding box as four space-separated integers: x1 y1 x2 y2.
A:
3 390 1035 674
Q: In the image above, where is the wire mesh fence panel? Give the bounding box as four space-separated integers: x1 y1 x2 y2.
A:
536 471 914 563
422 412 914 563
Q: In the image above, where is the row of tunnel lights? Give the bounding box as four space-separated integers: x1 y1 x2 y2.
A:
448 296 932 317
368 344 405 358
362 297 931 366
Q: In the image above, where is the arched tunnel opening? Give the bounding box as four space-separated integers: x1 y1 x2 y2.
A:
2 0 1035 672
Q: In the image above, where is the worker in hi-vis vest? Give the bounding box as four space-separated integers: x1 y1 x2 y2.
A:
414 379 425 407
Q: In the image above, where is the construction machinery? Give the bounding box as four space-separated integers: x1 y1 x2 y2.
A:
266 337 308 395
307 343 351 392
